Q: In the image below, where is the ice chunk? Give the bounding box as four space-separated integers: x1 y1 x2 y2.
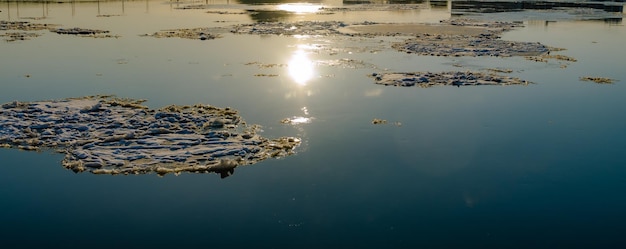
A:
0 96 300 178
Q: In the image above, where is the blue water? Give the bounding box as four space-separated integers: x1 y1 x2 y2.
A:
2 0 626 248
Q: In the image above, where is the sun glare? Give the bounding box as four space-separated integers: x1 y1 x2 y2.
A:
277 4 322 13
288 50 314 85
281 107 313 125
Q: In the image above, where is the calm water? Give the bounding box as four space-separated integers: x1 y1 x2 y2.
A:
2 0 626 248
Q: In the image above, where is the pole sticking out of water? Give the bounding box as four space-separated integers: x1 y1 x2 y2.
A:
6 1 10 21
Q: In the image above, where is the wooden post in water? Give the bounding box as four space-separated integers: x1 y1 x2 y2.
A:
6 1 10 21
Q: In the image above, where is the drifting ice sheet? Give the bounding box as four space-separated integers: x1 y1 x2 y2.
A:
0 96 300 178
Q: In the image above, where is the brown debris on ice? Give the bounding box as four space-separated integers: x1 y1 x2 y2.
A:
0 96 300 178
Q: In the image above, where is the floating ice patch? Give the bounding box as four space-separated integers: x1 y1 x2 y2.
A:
370 71 531 87
579 76 617 84
52 28 110 36
0 20 58 31
48 27 120 38
141 28 221 40
0 96 300 178
230 21 347 36
1 32 41 42
392 34 552 57
391 19 556 57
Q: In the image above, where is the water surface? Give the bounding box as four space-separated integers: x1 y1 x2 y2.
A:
1 0 626 248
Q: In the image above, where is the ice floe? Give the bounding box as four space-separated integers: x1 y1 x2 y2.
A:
579 76 617 84
370 71 530 87
392 19 553 57
0 20 57 31
0 96 300 178
141 28 222 40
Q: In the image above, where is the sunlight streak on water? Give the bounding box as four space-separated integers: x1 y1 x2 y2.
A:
288 49 314 85
277 3 322 14
281 107 313 125
285 116 312 124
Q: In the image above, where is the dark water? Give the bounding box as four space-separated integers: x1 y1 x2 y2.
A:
1 0 626 248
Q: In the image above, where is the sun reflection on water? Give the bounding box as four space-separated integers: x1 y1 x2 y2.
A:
288 49 314 85
277 4 322 14
284 116 312 125
281 107 313 125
